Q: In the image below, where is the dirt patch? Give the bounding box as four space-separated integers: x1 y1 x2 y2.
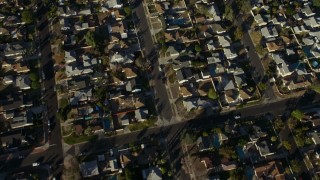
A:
250 30 262 46
164 64 177 84
55 71 67 82
63 155 81 180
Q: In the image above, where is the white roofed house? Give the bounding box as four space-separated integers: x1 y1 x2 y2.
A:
260 26 278 39
253 14 268 27
293 25 309 34
4 42 31 60
82 54 98 68
65 50 77 64
135 108 149 122
302 5 315 17
74 22 90 31
217 35 231 48
15 74 31 90
107 0 123 9
69 88 92 106
110 52 134 64
3 75 13 85
272 54 291 77
60 18 72 31
223 47 237 60
304 17 320 29
207 5 221 22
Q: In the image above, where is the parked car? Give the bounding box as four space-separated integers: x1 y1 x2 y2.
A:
32 162 40 167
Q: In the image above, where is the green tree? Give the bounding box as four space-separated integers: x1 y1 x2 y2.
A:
271 136 277 142
208 88 218 100
234 26 243 41
31 81 41 89
295 136 304 147
283 140 292 151
59 98 69 109
291 110 304 120
195 44 202 52
84 31 102 48
160 167 167 174
181 133 195 145
310 85 320 94
224 5 234 21
313 0 320 8
48 5 57 18
212 128 221 134
22 9 35 24
290 160 301 174
124 6 132 17
29 72 39 82
288 118 297 129
274 119 284 131
239 0 251 14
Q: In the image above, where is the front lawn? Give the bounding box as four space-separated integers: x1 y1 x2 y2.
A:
63 133 98 145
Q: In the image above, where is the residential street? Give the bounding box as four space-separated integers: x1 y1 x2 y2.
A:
133 1 174 122
237 16 278 101
0 8 63 178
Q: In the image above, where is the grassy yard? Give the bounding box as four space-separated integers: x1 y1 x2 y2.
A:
63 133 98 145
128 118 157 131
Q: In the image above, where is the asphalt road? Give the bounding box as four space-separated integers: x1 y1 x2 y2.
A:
238 16 277 101
133 1 173 121
0 8 63 179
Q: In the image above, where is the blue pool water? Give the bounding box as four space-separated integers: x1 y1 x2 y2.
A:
303 46 313 58
209 64 217 76
213 134 220 148
104 118 111 130
236 146 245 161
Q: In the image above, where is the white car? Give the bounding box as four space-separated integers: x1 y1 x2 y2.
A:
234 115 241 120
32 162 40 167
